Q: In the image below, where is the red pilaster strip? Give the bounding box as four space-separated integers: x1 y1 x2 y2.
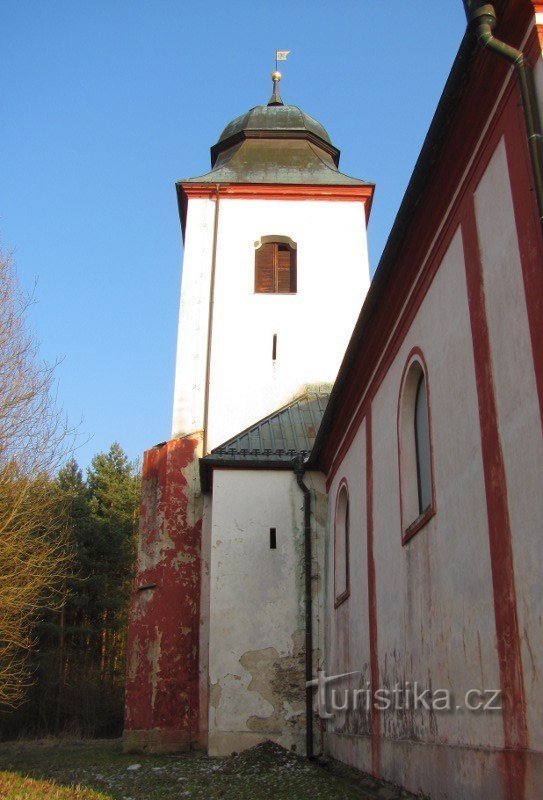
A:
365 408 380 777
461 203 527 799
503 116 543 436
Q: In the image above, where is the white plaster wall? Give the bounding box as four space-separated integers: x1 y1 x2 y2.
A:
303 470 328 682
208 469 305 755
325 229 505 794
372 229 502 754
171 197 216 437
325 423 370 682
325 423 373 770
474 137 543 748
172 195 370 449
198 492 213 747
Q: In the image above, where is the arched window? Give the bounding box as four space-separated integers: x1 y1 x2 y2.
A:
334 482 350 607
414 373 432 515
254 237 297 294
398 352 435 544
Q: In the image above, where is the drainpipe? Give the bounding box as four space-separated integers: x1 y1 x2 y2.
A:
462 1 543 229
202 184 220 455
294 456 314 760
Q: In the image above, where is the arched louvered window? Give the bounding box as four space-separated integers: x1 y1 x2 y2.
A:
398 351 436 544
255 239 297 294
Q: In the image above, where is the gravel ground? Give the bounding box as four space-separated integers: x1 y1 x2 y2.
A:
0 739 415 800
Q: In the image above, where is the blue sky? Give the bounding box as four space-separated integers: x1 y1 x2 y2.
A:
1 1 466 469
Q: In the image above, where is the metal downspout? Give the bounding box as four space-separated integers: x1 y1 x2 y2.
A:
294 456 314 760
203 184 220 456
463 2 543 229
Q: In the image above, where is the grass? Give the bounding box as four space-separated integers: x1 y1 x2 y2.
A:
0 738 388 800
0 771 110 800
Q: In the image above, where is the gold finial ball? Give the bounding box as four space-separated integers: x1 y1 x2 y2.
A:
271 70 282 81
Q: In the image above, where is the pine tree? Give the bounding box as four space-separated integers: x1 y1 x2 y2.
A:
84 443 140 732
0 446 141 738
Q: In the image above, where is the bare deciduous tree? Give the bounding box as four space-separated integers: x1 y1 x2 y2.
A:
0 251 73 706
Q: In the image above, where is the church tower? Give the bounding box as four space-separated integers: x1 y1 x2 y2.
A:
172 72 374 452
123 73 373 755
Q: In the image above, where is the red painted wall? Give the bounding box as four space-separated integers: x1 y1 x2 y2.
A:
123 436 203 753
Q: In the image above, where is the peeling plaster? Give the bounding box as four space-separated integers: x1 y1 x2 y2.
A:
239 633 306 735
210 681 222 709
124 436 203 750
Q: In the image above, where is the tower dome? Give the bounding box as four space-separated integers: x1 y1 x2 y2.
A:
209 97 339 170
178 74 371 188
211 70 334 165
216 104 332 151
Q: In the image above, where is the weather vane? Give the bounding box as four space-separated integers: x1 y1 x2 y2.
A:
275 49 290 71
269 50 290 106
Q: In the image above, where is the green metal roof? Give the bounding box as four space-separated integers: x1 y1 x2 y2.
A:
178 92 372 187
200 387 331 491
218 105 332 147
180 139 370 186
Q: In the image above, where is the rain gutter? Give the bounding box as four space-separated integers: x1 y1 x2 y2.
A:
293 456 314 761
463 1 543 228
203 185 220 455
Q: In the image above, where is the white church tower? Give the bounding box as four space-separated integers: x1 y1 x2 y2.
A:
171 71 374 453
124 71 374 757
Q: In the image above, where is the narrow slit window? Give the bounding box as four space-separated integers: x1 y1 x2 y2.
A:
334 485 349 606
272 334 277 361
255 241 297 294
414 374 432 514
270 528 277 549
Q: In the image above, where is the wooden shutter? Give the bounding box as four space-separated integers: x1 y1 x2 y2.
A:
255 243 275 293
255 241 297 293
277 244 296 293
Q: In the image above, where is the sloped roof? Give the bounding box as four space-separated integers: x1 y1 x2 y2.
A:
179 139 370 187
200 387 331 492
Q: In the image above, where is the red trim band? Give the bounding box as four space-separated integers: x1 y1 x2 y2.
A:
365 409 380 777
461 199 527 797
180 183 374 223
